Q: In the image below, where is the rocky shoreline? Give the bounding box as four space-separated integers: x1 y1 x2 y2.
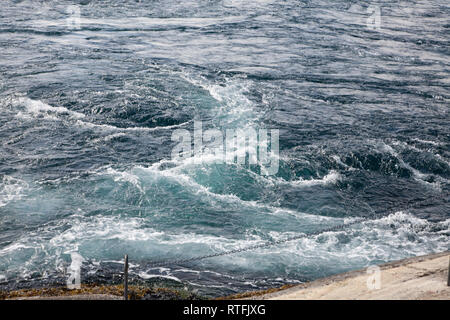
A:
1 284 203 300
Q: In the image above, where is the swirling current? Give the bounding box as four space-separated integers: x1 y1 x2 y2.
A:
0 0 449 297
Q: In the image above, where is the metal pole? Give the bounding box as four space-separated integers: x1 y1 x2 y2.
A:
447 256 450 287
124 254 129 300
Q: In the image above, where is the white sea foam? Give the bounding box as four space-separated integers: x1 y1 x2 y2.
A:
330 154 355 171
46 209 449 262
379 141 445 191
105 167 144 194
13 97 85 120
76 119 190 133
10 96 189 133
108 165 340 224
411 138 442 146
286 170 341 187
90 132 127 144
137 272 181 282
392 139 450 169
180 73 259 127
37 15 247 30
1 207 448 284
256 211 450 270
0 176 29 207
0 242 32 255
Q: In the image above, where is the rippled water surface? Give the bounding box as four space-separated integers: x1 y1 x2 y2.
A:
0 0 449 297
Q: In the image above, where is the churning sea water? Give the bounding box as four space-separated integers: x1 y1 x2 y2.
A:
0 0 448 297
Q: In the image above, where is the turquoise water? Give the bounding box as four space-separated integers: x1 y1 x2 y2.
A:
0 0 449 297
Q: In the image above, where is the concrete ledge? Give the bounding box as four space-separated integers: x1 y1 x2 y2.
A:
245 251 450 300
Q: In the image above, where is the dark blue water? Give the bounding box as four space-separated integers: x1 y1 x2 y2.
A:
0 0 449 297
